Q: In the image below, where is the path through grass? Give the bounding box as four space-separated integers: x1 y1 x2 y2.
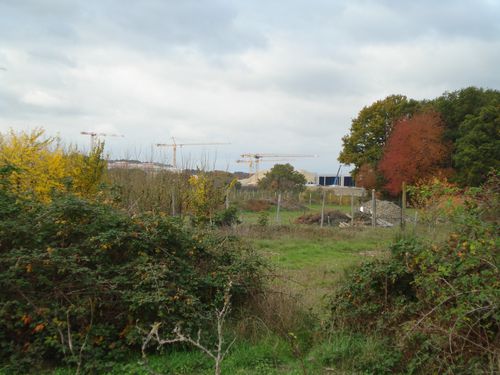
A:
239 225 395 313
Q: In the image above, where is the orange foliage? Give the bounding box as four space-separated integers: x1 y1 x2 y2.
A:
378 111 451 195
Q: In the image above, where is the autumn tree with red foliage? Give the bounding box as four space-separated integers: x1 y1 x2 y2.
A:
378 111 451 195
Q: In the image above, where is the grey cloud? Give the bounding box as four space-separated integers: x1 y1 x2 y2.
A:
236 0 499 47
0 1 266 57
273 63 366 99
335 1 500 44
103 0 265 54
0 88 83 119
0 1 79 44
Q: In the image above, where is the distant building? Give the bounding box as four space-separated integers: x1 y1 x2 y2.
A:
238 169 354 188
316 174 354 187
107 160 173 172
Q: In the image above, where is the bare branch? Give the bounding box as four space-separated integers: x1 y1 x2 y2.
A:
140 280 234 375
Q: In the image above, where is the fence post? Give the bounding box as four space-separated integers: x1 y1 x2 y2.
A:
276 192 282 224
401 181 406 230
351 192 354 226
320 189 326 228
171 190 176 216
371 189 376 227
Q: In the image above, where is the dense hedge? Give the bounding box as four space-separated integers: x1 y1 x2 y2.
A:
330 174 499 374
0 191 264 373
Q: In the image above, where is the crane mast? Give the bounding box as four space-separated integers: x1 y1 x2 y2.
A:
156 137 229 169
238 153 317 176
80 131 123 150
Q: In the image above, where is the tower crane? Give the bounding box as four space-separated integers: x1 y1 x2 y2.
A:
236 158 293 175
156 137 230 169
80 131 124 150
238 153 317 176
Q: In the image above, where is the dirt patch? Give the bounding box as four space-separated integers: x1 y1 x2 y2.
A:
280 200 307 211
295 210 350 226
241 198 306 212
241 199 273 212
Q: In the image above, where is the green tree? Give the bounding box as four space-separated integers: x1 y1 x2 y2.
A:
453 105 500 186
430 87 500 143
338 95 420 176
258 163 306 192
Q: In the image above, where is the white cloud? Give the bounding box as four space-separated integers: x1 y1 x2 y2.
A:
22 89 63 107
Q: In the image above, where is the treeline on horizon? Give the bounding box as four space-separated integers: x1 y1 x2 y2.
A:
339 86 500 195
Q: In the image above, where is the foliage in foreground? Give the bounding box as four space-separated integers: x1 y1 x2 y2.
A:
0 192 264 373
329 174 500 373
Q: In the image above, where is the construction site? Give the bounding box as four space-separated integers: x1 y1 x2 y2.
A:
83 131 410 231
87 131 355 188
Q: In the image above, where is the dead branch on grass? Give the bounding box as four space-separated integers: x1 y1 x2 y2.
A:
140 281 235 375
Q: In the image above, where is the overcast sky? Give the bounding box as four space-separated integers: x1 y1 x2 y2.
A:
1 0 499 174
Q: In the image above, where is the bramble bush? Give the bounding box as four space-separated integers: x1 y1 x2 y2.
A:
0 188 264 373
329 173 499 374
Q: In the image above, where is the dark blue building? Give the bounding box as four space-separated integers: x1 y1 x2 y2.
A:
317 175 354 187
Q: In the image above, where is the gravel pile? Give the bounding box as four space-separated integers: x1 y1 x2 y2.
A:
360 199 403 225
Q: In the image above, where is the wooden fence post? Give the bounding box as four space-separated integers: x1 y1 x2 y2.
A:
171 190 176 216
371 189 376 227
401 181 406 230
351 193 354 226
276 192 282 224
320 189 326 228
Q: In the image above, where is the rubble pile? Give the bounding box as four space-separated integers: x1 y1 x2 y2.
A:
294 199 408 228
360 199 404 225
295 210 350 226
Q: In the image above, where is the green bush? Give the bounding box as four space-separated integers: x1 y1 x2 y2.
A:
257 211 270 227
329 173 500 373
213 206 241 227
330 251 417 333
0 191 264 373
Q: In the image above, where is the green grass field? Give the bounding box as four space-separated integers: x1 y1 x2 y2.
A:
238 224 395 315
46 331 398 375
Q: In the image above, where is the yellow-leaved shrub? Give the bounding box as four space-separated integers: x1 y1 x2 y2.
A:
0 128 106 202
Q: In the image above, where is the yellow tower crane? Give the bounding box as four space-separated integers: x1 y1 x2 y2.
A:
156 137 230 169
238 153 317 176
80 131 124 150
